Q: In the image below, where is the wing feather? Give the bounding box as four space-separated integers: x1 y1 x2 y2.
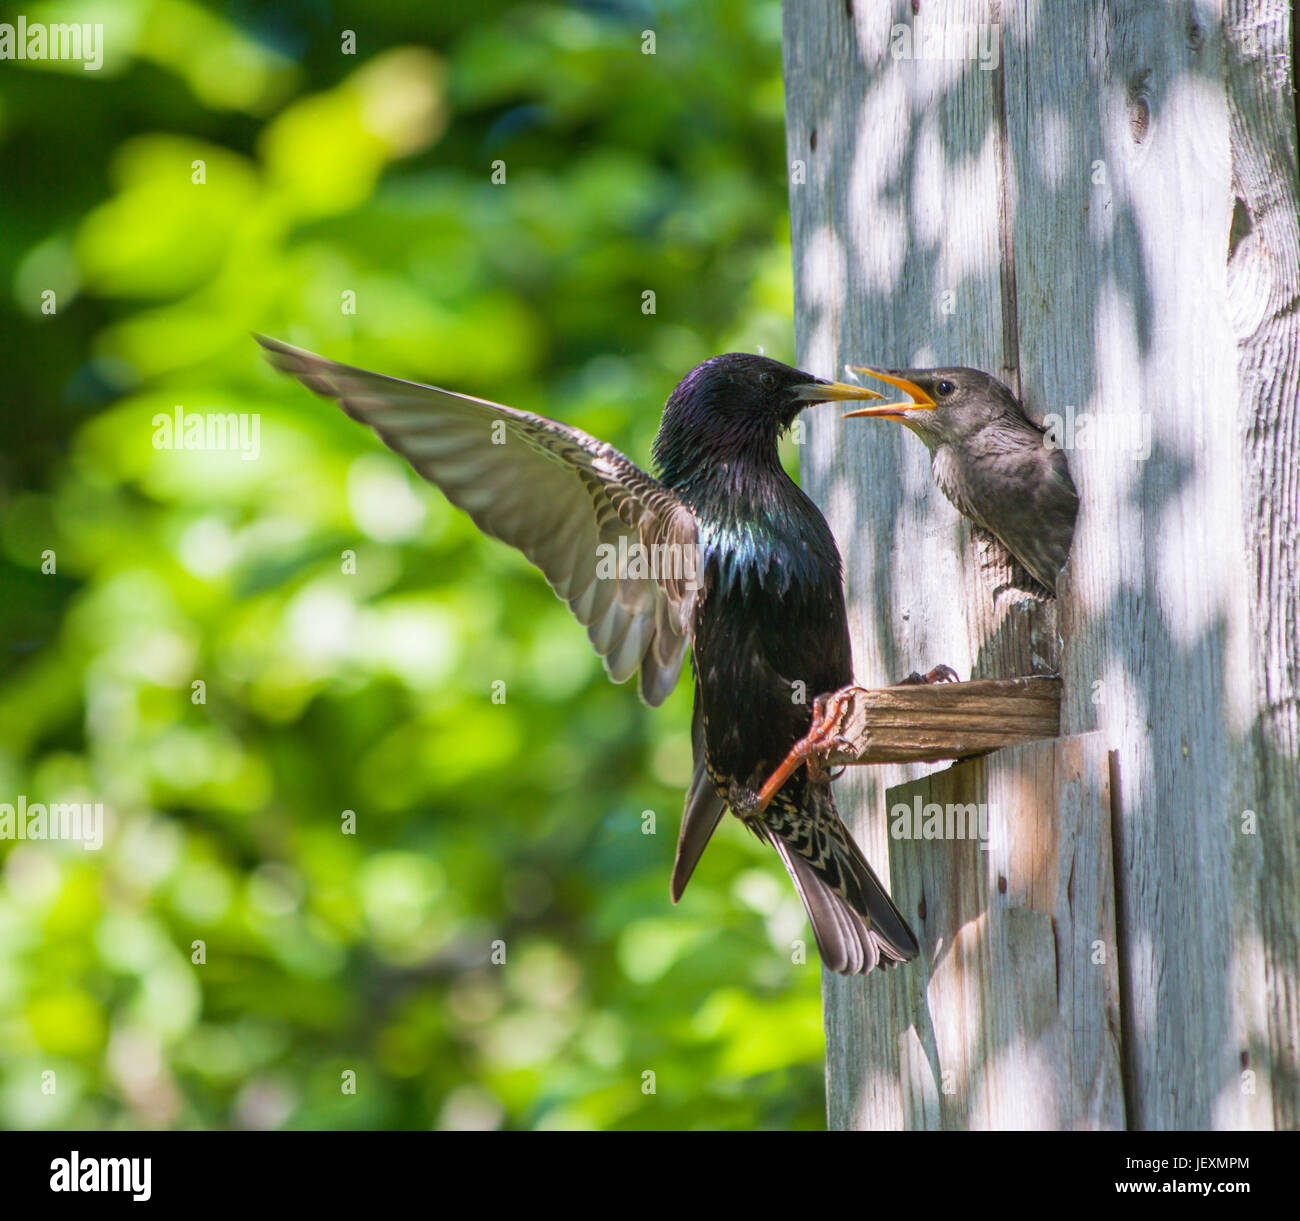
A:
258 336 697 704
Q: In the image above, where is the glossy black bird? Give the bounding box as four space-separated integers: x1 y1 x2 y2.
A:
844 367 1079 594
256 337 919 974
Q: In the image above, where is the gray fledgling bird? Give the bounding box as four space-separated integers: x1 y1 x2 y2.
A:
843 367 1079 594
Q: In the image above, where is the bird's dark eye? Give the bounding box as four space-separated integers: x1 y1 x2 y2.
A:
759 371 776 389
936 379 956 398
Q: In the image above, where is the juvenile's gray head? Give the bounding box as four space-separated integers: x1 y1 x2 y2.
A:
841 366 1035 452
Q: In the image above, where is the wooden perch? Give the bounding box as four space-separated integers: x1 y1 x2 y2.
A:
813 676 1061 767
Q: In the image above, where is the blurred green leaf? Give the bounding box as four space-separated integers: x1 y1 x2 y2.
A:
0 0 816 1133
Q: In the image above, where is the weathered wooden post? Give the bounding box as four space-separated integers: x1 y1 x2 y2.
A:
784 0 1298 1129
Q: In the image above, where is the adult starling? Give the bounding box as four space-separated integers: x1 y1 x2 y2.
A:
256 338 919 974
843 367 1079 594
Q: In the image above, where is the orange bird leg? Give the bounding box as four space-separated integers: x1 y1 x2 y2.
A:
754 688 858 813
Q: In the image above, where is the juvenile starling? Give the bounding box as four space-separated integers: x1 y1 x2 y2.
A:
843 367 1079 594
256 338 919 974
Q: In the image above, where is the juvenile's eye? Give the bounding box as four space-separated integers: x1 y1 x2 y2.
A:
759 371 776 388
936 379 956 398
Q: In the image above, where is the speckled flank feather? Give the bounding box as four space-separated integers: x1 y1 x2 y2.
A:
757 782 917 972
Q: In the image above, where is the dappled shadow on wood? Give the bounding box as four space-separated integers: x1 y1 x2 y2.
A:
786 0 1296 1130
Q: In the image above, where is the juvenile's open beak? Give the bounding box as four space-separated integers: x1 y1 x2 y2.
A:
791 379 885 404
840 367 936 418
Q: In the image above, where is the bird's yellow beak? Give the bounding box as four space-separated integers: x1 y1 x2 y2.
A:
792 379 885 404
840 367 936 418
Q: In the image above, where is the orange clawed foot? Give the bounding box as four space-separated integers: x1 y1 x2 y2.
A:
753 667 963 812
753 688 859 813
897 664 960 686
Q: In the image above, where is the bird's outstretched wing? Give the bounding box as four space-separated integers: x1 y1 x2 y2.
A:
257 336 697 705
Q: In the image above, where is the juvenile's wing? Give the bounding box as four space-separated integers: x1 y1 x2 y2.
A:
258 336 697 705
936 421 1078 594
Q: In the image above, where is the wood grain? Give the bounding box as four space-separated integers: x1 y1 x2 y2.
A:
784 0 1298 1129
827 734 1124 1130
802 676 1060 764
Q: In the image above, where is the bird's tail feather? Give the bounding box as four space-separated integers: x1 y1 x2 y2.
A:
671 770 726 903
764 788 918 975
670 687 728 903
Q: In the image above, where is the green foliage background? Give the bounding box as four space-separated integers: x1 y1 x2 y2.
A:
0 0 829 1129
